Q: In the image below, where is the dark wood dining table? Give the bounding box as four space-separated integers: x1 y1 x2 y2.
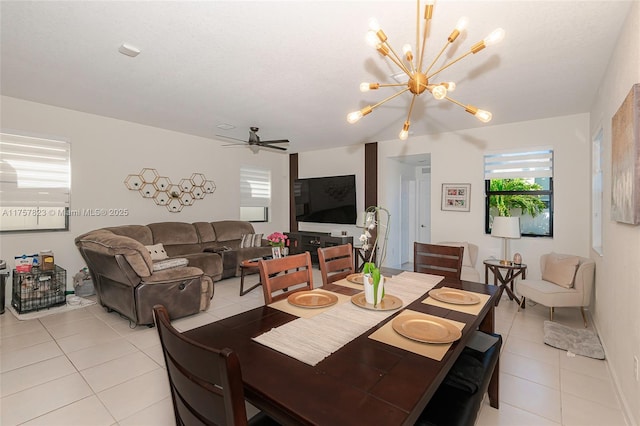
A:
184 271 499 426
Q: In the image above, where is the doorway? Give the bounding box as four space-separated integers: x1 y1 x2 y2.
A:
392 154 431 270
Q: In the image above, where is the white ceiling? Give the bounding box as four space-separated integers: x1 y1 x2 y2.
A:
0 1 633 154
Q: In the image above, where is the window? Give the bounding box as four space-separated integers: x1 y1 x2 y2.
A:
240 165 270 222
484 149 553 237
592 128 603 254
0 132 70 232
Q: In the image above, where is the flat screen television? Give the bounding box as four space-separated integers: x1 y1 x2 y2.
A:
294 174 357 224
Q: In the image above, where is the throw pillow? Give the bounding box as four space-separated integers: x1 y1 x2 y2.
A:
145 243 168 261
153 257 188 272
240 233 263 248
542 254 580 288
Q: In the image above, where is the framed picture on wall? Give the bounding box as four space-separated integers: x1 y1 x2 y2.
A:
611 83 640 224
441 183 471 212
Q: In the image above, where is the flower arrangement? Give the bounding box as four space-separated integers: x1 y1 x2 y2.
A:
358 206 390 306
266 232 288 247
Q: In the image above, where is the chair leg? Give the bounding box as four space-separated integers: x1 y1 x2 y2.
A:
580 307 588 328
549 307 554 321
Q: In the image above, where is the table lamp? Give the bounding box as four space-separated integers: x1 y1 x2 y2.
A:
491 216 521 265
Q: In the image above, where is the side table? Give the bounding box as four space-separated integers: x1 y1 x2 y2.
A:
239 259 262 296
483 259 527 306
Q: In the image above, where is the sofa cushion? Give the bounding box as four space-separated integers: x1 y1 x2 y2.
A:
182 252 223 281
146 243 168 260
149 222 200 246
543 254 579 288
240 233 263 248
153 257 188 272
193 221 216 243
106 225 154 246
213 220 255 242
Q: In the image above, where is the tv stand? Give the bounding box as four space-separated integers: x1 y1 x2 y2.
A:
285 231 353 264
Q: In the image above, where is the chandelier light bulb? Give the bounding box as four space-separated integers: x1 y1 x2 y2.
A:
484 28 505 46
443 82 456 91
347 111 364 124
432 85 447 99
368 18 381 32
366 30 378 47
399 121 410 140
402 44 414 62
360 82 371 92
455 16 469 32
475 109 493 123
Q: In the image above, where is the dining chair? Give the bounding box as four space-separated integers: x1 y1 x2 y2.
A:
414 242 464 280
258 252 314 304
317 243 354 285
152 305 278 426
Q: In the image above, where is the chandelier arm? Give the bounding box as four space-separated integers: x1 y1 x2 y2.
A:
423 40 450 76
382 49 412 77
416 0 420 64
426 50 473 80
383 42 413 76
406 94 418 123
443 95 466 109
379 83 408 88
370 87 411 110
417 15 431 72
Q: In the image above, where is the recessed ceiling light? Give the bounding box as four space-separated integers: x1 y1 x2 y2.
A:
390 72 408 84
118 43 140 57
216 123 236 130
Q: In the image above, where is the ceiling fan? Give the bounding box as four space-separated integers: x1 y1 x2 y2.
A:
217 127 289 154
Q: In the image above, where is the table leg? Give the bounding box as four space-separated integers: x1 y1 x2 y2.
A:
239 267 262 296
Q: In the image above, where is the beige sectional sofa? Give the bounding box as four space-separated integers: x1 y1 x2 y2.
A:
75 220 271 325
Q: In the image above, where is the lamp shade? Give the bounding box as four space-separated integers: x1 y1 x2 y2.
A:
491 216 521 239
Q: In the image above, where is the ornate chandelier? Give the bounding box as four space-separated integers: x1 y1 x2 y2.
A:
347 0 505 140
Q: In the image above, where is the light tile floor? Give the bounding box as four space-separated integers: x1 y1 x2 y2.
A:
0 269 628 426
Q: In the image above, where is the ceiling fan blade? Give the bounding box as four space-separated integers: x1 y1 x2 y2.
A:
261 139 290 144
216 134 247 143
262 144 288 151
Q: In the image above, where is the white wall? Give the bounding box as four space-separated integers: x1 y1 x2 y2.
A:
0 96 289 290
377 114 591 280
589 2 640 423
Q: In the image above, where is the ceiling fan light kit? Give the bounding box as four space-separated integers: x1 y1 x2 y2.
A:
347 0 505 140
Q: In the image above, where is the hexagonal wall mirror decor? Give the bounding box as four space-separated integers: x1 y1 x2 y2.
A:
124 169 216 212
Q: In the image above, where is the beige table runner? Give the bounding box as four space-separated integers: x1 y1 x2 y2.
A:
253 272 443 366
368 309 465 361
333 277 364 290
268 289 352 319
422 288 491 316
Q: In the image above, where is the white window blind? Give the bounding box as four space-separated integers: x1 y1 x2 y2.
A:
240 166 271 207
0 132 70 231
484 149 553 179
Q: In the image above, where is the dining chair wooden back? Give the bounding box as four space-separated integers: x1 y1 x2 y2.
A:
414 242 465 280
317 243 354 285
153 304 254 426
258 252 314 304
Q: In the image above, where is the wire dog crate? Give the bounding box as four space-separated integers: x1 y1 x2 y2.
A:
12 265 66 313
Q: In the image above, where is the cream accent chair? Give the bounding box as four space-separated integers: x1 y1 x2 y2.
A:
516 252 595 327
436 242 481 282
